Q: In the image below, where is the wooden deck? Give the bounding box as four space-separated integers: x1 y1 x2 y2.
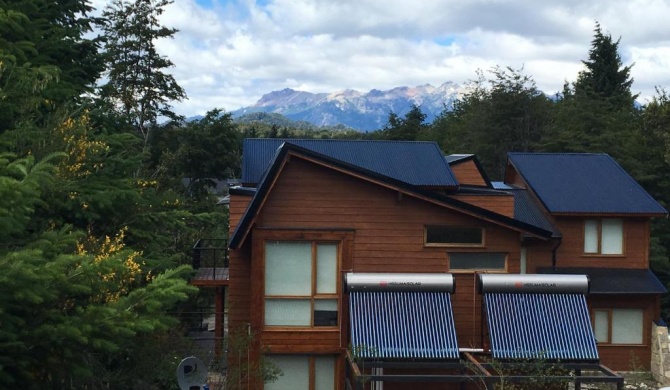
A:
191 267 230 286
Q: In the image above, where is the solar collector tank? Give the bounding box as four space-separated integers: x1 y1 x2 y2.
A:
478 274 590 294
345 273 455 293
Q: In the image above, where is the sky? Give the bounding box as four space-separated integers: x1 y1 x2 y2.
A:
91 0 670 117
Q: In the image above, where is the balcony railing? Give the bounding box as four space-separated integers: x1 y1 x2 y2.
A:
192 238 229 282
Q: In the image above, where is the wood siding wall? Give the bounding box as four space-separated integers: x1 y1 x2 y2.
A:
228 194 253 334
451 194 515 218
553 217 650 269
242 157 524 352
588 295 658 370
451 160 487 186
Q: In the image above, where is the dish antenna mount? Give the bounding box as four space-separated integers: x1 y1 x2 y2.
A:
176 356 208 390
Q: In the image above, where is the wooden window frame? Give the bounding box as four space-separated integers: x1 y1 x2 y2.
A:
583 218 625 256
592 308 645 346
263 240 341 329
447 252 508 273
424 225 486 247
265 354 339 390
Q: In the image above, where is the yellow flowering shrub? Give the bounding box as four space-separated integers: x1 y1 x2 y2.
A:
56 114 109 179
77 227 144 302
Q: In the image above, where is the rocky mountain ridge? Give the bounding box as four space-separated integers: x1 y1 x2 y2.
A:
232 82 468 131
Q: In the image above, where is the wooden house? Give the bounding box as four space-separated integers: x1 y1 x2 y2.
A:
221 139 666 389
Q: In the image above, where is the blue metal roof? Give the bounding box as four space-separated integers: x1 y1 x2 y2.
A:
242 139 458 187
508 153 667 215
511 189 561 237
538 267 667 294
349 291 459 360
484 293 599 361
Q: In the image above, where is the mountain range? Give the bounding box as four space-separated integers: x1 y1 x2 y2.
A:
231 82 468 131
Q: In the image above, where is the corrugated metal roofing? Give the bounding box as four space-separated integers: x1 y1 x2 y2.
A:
349 291 459 360
511 189 561 237
242 139 458 187
508 153 667 215
484 293 599 361
538 267 667 294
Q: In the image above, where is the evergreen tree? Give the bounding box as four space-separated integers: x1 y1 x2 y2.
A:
575 22 636 107
99 0 186 147
540 22 642 175
381 104 427 141
0 0 103 133
431 67 551 178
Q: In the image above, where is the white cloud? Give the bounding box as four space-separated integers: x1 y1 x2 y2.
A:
91 0 670 116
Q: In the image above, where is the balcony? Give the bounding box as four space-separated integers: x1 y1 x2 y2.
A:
191 238 229 286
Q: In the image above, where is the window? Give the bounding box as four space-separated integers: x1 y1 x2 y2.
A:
593 308 644 345
264 242 338 327
584 219 623 255
449 252 506 271
425 226 484 246
265 355 336 390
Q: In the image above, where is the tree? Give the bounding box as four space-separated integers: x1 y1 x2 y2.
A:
575 21 636 108
380 104 427 141
0 0 103 133
0 152 197 388
99 0 186 147
150 109 242 197
431 67 551 178
540 22 642 176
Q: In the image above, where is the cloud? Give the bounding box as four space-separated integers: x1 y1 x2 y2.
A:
92 0 670 116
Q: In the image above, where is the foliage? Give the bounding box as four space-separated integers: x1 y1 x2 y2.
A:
99 0 186 146
0 0 103 133
488 358 571 390
150 109 243 198
222 326 282 390
575 21 636 107
379 103 428 141
0 152 197 388
430 67 552 179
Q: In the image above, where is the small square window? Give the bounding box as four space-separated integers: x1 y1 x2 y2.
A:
583 219 623 255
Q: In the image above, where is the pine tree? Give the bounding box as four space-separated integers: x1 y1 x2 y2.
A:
575 21 636 108
99 0 186 147
0 0 103 133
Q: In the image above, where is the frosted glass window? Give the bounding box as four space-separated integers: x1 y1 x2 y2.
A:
316 244 337 294
265 242 312 295
594 310 609 343
265 299 311 326
584 220 599 253
314 299 338 327
265 356 309 390
612 309 643 344
520 247 527 274
601 219 623 255
314 356 336 390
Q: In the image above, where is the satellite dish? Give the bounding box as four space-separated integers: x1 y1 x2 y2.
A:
177 356 208 390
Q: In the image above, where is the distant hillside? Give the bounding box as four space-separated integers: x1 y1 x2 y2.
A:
234 112 352 131
231 83 467 131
